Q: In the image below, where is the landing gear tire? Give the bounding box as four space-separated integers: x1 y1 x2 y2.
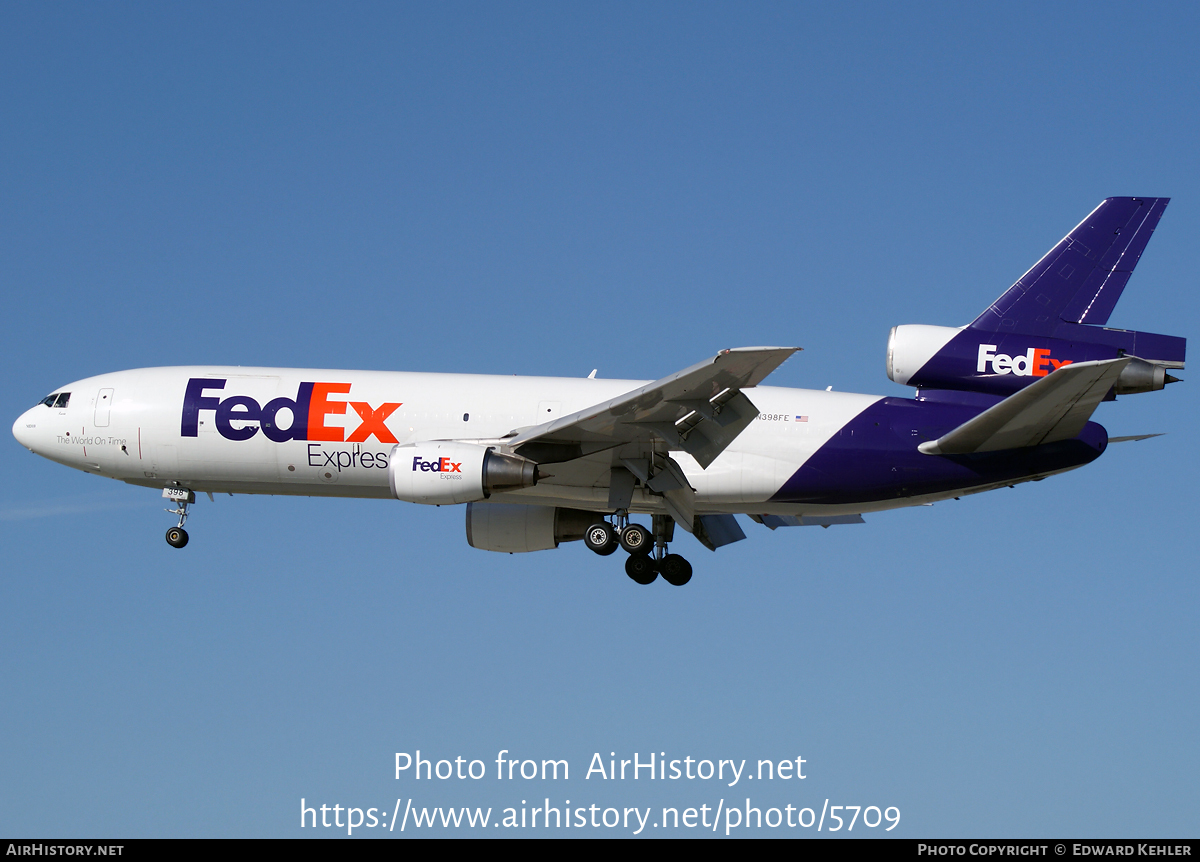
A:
165 527 189 549
625 553 658 584
659 554 693 586
584 523 619 556
619 523 651 554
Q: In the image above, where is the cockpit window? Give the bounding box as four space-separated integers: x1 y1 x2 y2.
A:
38 394 57 407
54 393 71 408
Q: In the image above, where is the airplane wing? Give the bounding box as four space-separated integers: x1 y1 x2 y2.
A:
917 357 1130 455
507 347 799 469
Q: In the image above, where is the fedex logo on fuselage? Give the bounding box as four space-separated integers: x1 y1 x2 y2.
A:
181 378 401 443
977 344 1073 377
413 457 462 473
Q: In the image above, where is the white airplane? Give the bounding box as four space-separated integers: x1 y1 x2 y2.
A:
12 198 1184 585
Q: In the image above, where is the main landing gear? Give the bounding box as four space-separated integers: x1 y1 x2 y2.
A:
163 487 195 549
584 512 693 586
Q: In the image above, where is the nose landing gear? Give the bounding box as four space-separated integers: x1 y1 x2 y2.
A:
163 487 195 549
587 511 692 585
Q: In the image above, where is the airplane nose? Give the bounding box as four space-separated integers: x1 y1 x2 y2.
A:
13 409 38 452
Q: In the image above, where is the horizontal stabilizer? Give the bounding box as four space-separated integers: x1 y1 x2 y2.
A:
1109 433 1165 443
918 357 1130 455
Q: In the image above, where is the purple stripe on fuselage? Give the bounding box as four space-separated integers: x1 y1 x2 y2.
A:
770 398 1107 505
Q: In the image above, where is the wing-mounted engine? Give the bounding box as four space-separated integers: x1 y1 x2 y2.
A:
886 197 1184 398
389 441 541 505
465 503 595 553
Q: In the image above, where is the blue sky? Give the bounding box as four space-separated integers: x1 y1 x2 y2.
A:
2 2 1197 837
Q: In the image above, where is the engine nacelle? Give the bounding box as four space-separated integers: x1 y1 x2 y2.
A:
886 324 962 385
465 503 596 553
1114 357 1172 394
888 324 1183 397
389 442 540 505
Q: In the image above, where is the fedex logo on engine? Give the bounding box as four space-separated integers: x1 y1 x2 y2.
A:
977 344 1073 377
412 457 462 473
181 378 401 443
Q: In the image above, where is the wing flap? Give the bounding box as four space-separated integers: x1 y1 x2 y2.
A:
918 357 1130 455
694 514 747 551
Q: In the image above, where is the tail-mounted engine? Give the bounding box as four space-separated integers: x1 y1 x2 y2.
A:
886 198 1186 399
886 324 1184 397
389 441 540 505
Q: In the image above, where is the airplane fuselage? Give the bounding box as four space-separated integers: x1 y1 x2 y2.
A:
12 365 1105 518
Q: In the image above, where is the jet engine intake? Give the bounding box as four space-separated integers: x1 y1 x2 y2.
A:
886 325 962 385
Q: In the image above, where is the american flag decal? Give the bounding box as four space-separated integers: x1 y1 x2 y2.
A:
795 415 808 422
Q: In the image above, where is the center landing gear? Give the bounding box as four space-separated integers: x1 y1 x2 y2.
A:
658 553 693 586
586 511 693 586
163 487 195 549
625 553 658 584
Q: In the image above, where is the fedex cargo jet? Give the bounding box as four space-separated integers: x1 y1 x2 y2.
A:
12 198 1185 586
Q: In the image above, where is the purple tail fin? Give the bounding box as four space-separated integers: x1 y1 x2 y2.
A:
970 197 1169 336
890 197 1185 397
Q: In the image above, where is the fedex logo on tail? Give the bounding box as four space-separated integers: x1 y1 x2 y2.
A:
977 344 1073 377
181 378 401 443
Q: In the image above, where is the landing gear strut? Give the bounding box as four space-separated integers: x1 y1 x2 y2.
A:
653 513 691 586
163 487 195 549
586 511 692 586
